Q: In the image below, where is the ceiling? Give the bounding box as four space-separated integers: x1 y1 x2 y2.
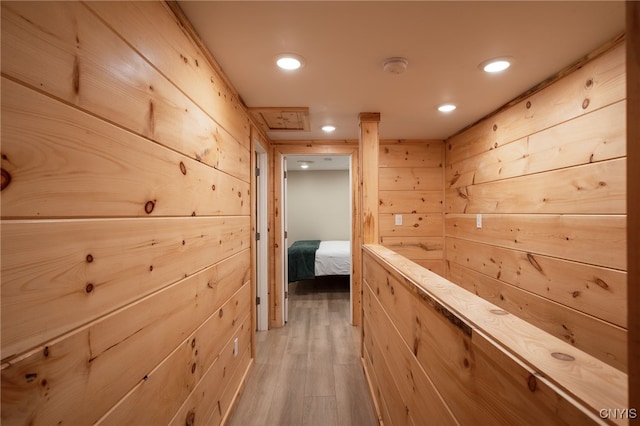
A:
178 1 625 142
285 154 351 171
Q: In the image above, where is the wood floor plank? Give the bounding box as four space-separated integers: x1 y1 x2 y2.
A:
225 361 280 426
302 396 339 426
334 364 379 426
266 353 307 426
330 320 361 365
304 353 336 397
226 278 378 426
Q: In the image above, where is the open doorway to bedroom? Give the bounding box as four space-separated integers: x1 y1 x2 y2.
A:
271 144 361 330
284 154 353 322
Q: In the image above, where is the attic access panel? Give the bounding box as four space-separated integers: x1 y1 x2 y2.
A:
249 107 310 132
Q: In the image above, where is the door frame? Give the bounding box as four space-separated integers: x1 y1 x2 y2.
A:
254 141 269 331
271 143 361 329
282 155 289 323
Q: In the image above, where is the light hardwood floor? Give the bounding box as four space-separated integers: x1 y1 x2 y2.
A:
226 277 379 426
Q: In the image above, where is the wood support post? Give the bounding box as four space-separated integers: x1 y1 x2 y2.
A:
628 1 640 415
359 113 381 245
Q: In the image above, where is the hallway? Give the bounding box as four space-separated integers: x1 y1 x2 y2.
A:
227 277 378 426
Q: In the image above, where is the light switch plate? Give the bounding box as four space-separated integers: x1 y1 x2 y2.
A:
476 214 482 229
395 214 403 226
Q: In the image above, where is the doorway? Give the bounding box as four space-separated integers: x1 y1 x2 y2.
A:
271 144 361 329
284 154 352 323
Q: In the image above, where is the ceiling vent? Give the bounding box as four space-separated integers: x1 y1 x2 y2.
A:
249 107 310 132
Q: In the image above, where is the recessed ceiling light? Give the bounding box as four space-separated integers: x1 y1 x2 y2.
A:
438 104 457 113
321 125 336 133
297 160 313 169
275 54 305 70
480 57 512 73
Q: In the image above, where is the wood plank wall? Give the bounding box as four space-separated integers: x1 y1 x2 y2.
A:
360 113 381 246
444 40 627 372
362 244 627 426
628 1 640 415
1 2 253 424
379 140 445 275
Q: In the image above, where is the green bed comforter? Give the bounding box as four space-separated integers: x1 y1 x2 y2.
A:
288 240 321 283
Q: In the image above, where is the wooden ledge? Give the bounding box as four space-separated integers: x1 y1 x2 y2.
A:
362 244 627 422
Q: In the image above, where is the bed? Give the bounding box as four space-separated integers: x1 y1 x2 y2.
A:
288 240 351 283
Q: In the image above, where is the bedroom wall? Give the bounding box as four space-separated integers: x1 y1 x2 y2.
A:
379 140 445 275
286 170 351 245
444 39 627 371
1 2 252 424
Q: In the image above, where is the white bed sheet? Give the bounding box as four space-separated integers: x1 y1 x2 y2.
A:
314 240 351 276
